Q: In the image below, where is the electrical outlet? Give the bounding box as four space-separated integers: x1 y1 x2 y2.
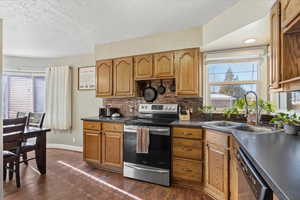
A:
72 137 76 143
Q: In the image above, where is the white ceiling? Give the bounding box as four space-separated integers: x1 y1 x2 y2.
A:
0 0 239 57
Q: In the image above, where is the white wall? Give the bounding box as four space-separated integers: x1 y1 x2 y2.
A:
4 54 99 149
203 0 275 46
95 27 203 60
0 18 3 200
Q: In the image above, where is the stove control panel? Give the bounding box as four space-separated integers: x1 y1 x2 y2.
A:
139 104 178 113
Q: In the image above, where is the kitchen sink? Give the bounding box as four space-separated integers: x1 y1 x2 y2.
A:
232 125 275 134
202 121 242 128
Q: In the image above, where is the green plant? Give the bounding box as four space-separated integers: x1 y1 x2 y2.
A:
270 112 300 127
224 107 240 119
198 105 214 113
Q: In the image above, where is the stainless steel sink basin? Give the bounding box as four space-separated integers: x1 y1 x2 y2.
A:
203 121 242 128
232 125 275 133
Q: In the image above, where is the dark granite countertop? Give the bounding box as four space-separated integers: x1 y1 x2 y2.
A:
233 132 300 200
81 116 134 123
170 120 204 128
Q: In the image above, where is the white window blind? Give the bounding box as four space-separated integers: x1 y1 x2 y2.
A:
2 74 45 119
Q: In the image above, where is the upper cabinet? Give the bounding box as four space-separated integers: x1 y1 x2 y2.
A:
114 57 134 97
268 0 300 91
134 52 175 80
96 60 113 97
154 52 175 78
270 1 282 89
175 48 200 96
134 54 153 80
95 48 201 97
281 0 300 28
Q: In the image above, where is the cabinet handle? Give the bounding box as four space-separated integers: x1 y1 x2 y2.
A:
182 168 192 173
183 132 192 135
183 147 193 152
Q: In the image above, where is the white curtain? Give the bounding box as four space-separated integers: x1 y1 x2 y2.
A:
45 66 72 130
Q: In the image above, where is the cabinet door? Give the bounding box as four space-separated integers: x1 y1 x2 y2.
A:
102 131 123 168
281 0 300 28
154 52 175 78
175 49 200 96
84 130 101 164
270 1 282 89
134 55 153 80
113 57 134 97
204 143 230 200
96 60 113 97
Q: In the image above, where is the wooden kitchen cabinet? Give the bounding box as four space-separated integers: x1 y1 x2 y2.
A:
134 54 153 80
96 60 113 97
172 127 204 191
204 129 230 200
83 121 124 172
113 57 134 97
83 130 101 164
153 52 175 78
175 48 200 96
102 131 123 168
270 1 282 89
281 0 300 28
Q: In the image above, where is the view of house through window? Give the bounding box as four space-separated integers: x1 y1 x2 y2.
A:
2 74 45 118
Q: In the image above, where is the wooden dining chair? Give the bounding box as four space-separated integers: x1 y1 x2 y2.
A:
21 112 46 165
3 117 27 188
16 112 28 118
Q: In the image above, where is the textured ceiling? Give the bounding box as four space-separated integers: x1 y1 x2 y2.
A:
0 0 239 57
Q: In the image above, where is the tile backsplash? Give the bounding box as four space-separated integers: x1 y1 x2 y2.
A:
103 79 203 117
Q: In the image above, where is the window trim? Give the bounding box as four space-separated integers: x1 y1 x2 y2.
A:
203 49 268 110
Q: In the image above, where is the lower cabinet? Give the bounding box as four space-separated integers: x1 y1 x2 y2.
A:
83 130 101 164
204 129 231 200
102 131 123 168
83 121 123 172
172 127 204 191
204 142 230 200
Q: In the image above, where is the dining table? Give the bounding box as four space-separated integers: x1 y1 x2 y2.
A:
3 126 51 175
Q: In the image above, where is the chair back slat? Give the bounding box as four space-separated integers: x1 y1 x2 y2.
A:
27 112 45 128
3 117 26 153
3 133 23 151
3 125 26 134
3 117 28 127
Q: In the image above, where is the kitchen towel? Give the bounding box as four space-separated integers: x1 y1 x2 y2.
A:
136 128 150 154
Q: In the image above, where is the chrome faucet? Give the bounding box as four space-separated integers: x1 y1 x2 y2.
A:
244 91 259 125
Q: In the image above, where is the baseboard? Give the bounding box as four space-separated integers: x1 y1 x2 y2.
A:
47 144 83 152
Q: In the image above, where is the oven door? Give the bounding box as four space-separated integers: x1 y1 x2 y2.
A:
123 125 171 169
236 148 272 200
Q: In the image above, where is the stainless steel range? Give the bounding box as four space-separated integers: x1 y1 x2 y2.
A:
123 104 178 186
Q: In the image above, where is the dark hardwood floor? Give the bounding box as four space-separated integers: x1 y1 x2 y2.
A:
4 149 212 200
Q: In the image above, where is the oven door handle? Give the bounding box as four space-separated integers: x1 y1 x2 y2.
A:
125 164 169 173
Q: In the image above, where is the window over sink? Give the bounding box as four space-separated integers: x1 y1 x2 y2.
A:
203 47 268 110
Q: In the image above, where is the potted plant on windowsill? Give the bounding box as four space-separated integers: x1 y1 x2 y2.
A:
270 113 300 135
198 105 215 121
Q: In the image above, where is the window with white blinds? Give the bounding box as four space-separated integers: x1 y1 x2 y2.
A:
2 74 45 119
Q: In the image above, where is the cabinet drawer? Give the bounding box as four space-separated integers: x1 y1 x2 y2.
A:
206 129 229 148
102 122 123 132
83 121 101 131
173 127 203 139
172 158 202 183
173 138 203 160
